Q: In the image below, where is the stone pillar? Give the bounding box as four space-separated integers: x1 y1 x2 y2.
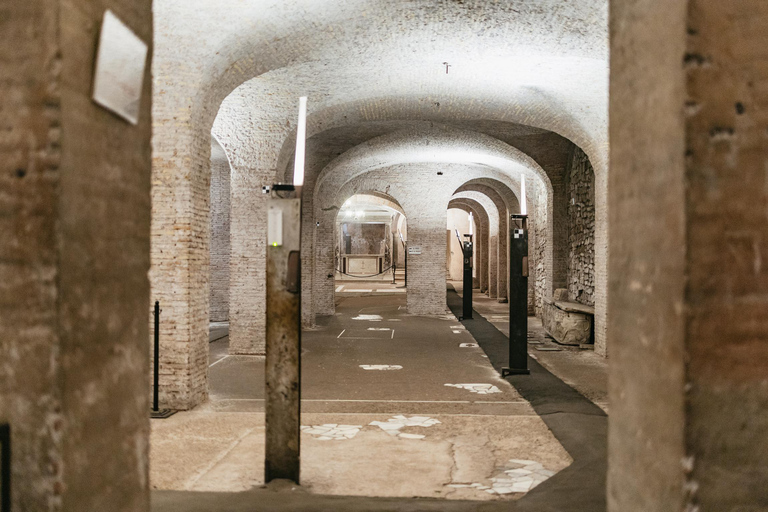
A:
405 216 448 316
488 234 499 298
608 0 681 510
209 139 231 322
1 1 152 509
312 207 338 318
229 182 268 355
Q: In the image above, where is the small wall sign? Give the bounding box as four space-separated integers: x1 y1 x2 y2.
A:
408 246 422 255
92 10 148 125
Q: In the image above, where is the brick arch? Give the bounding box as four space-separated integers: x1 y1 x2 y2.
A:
451 192 497 297
456 183 510 301
448 198 490 294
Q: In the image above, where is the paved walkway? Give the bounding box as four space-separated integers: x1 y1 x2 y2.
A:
152 287 607 511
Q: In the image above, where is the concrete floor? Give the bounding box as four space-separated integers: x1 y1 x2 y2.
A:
151 286 608 511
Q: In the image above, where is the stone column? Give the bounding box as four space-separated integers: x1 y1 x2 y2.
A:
2 1 153 508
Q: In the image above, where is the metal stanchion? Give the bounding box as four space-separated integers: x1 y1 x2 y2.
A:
1 423 10 512
502 214 530 376
455 230 474 320
151 301 176 419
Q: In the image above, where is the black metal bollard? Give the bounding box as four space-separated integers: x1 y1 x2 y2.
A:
153 301 160 412
151 301 176 419
1 423 10 512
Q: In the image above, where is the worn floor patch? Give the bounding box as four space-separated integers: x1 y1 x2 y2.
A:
445 383 501 394
369 415 441 439
301 424 362 440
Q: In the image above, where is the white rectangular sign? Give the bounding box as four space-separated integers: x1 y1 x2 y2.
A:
408 246 422 255
92 10 148 125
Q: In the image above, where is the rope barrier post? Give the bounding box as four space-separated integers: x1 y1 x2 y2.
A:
151 301 177 419
392 263 397 284
153 300 159 412
1 423 9 512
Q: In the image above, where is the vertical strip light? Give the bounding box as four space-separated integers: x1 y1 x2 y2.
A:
293 96 308 187
468 212 474 235
520 175 527 215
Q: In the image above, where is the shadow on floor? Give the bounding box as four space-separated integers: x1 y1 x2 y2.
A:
447 284 607 512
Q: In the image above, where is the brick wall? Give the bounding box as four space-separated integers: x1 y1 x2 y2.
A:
209 139 231 322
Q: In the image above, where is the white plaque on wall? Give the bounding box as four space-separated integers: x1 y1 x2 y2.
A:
92 10 148 125
408 246 422 255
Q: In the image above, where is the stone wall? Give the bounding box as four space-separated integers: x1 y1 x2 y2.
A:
1 1 153 509
209 140 231 322
566 147 596 306
533 180 548 315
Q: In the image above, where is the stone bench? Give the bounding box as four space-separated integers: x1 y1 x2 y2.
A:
541 293 594 346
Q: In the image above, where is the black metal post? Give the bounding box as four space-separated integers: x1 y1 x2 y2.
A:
151 301 176 418
462 237 474 320
404 243 408 287
153 301 160 412
392 263 397 284
1 423 10 512
503 215 530 376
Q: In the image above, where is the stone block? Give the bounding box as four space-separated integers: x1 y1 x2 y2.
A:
542 299 594 345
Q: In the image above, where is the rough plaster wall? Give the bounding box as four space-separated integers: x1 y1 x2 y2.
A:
344 224 386 255
684 2 768 508
566 147 596 306
1 1 152 510
209 140 231 322
156 0 609 179
1 2 63 508
59 2 153 509
607 1 687 510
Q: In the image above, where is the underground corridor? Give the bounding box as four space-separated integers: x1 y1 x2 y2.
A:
4 1 768 512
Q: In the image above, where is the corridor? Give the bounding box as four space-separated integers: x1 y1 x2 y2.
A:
5 1 767 510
